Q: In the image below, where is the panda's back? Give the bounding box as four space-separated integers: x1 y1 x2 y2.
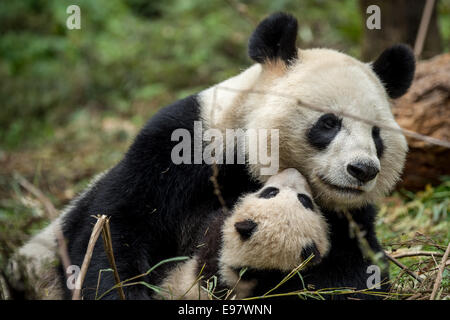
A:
59 95 260 299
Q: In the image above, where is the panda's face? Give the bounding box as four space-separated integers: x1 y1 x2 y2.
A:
245 49 408 209
201 14 414 210
220 169 329 276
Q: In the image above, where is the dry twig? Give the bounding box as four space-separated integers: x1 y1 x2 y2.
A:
414 0 435 58
389 251 444 259
14 172 58 219
430 242 450 300
101 218 126 300
72 215 108 300
385 252 423 283
216 86 450 148
14 172 72 289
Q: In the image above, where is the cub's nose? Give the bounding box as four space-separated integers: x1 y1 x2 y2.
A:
347 162 379 183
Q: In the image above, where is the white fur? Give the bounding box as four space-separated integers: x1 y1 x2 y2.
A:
157 169 329 299
199 48 408 210
219 168 329 283
17 45 409 299
155 258 208 300
11 171 109 299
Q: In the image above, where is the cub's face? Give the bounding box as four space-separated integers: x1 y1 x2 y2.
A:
220 168 329 278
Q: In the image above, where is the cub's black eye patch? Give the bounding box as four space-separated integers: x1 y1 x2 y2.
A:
235 219 258 240
297 193 314 210
258 187 279 199
307 113 342 150
372 126 384 158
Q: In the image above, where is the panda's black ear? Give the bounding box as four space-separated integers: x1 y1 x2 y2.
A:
372 44 415 99
235 219 257 241
248 12 298 66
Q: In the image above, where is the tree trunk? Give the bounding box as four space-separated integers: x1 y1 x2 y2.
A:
393 53 450 190
359 0 442 61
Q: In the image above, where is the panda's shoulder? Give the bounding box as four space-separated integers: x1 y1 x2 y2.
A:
122 94 201 166
139 94 201 136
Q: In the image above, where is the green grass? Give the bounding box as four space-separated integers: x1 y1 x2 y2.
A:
377 177 450 300
3 0 449 150
1 155 448 299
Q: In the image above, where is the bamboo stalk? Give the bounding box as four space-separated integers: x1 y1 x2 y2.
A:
430 242 450 300
72 215 108 300
385 252 423 283
414 0 435 58
388 251 444 259
101 217 126 300
14 172 72 291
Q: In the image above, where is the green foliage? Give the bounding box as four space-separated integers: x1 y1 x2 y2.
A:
439 0 450 52
0 0 367 149
1 1 449 300
1 0 450 149
378 176 450 247
377 177 450 298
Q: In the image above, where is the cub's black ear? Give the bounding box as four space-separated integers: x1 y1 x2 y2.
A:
372 44 415 99
248 12 298 65
235 219 257 241
297 193 314 210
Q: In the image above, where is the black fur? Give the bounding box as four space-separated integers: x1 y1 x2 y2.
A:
372 44 415 99
60 95 261 299
299 205 390 300
235 220 258 240
372 126 385 158
59 95 389 301
166 201 387 300
347 162 379 183
307 113 342 150
301 242 321 264
248 12 298 65
235 205 389 300
56 13 412 300
200 205 388 300
258 187 279 199
192 208 232 296
297 193 314 210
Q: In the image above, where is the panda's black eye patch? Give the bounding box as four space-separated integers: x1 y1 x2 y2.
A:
258 187 279 199
372 126 384 158
297 193 314 210
307 113 342 150
235 219 258 240
321 114 340 129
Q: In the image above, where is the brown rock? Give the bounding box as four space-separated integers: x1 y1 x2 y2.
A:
393 53 450 190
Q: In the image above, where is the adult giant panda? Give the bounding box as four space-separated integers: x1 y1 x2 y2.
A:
155 168 329 300
17 12 414 300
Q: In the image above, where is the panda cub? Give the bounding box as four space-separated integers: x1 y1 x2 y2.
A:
156 168 329 299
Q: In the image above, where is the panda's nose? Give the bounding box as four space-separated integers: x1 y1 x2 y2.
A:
347 162 379 183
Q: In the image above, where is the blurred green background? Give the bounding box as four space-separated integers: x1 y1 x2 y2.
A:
1 0 448 151
0 0 365 149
